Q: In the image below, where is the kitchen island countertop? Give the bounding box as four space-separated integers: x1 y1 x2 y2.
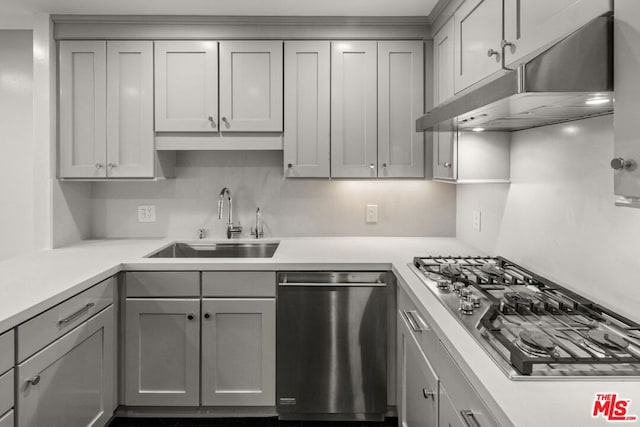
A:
0 237 637 427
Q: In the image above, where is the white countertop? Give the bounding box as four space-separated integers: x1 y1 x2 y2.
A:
0 237 637 426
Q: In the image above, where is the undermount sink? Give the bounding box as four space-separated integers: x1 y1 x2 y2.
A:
148 242 280 258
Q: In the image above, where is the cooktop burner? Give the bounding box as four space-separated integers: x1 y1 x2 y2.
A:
411 255 640 379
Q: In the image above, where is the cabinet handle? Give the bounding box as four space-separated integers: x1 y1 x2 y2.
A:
204 313 211 319
58 302 95 326
27 375 41 386
95 163 103 169
422 388 436 400
611 157 635 171
444 162 452 168
460 410 481 427
187 313 196 320
403 310 426 333
487 49 499 58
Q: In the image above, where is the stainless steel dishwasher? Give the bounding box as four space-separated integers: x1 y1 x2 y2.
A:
277 272 389 421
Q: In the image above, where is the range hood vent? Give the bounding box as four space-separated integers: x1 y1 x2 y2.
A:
417 14 613 132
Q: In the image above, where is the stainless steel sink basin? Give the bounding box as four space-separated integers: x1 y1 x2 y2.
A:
148 242 280 258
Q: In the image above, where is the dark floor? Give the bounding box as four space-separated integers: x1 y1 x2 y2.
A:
108 417 398 427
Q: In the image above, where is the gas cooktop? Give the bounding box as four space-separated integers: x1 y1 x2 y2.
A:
411 256 640 379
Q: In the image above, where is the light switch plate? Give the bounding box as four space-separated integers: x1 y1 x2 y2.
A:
366 204 378 224
473 210 481 232
138 205 156 223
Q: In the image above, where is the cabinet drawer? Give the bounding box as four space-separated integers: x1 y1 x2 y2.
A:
17 276 115 361
202 272 275 297
398 288 438 365
438 342 498 427
0 410 13 427
126 271 200 297
0 331 13 375
0 370 12 417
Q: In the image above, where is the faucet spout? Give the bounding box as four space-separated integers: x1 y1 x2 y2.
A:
217 187 242 239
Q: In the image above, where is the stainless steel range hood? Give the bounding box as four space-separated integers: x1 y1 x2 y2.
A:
417 15 613 132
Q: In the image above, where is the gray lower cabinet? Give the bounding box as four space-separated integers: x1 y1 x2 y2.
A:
124 298 200 406
17 306 115 427
0 411 13 427
201 298 276 406
398 311 438 427
439 385 465 427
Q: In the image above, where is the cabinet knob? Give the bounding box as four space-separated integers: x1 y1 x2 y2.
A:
369 163 375 170
444 162 452 168
28 375 41 386
222 117 228 123
95 163 103 169
611 157 635 171
287 163 293 169
204 313 211 319
382 163 388 169
501 39 516 51
107 163 116 169
487 49 500 58
208 116 216 126
187 314 196 320
422 388 436 400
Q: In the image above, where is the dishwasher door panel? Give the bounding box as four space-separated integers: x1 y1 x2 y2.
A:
277 284 387 420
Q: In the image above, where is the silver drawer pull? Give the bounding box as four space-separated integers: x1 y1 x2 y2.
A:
27 375 41 386
422 388 436 400
403 310 426 333
58 302 95 326
460 409 481 427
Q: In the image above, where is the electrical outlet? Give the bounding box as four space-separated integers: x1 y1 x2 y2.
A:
137 205 156 223
366 204 378 224
473 210 482 232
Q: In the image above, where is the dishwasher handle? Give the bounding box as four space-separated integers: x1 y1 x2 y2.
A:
278 282 387 287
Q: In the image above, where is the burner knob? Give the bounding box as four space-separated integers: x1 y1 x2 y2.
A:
436 279 451 291
470 294 481 308
460 288 472 300
459 300 474 315
453 282 466 295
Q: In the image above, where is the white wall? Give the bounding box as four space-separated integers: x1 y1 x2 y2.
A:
91 151 456 239
0 30 34 261
457 115 640 323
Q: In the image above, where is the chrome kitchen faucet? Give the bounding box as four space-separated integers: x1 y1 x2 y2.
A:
217 187 242 239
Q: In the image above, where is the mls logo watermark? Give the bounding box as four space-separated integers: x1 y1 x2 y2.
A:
593 393 637 422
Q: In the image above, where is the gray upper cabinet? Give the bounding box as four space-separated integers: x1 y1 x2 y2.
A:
377 41 424 178
614 0 640 206
59 40 161 179
331 41 378 178
154 41 219 132
503 0 610 67
106 41 154 177
219 41 284 132
433 18 455 106
453 0 503 93
59 40 107 178
283 41 331 178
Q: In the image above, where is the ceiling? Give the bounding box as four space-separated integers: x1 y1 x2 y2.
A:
1 0 439 17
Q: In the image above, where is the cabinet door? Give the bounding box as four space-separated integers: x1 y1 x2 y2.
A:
17 306 115 427
398 313 438 427
439 386 465 427
433 124 457 180
154 41 218 132
504 0 610 67
59 40 107 178
106 41 154 178
434 18 455 105
201 298 275 406
219 41 283 132
454 0 502 93
283 41 330 178
378 41 424 178
331 41 378 178
125 299 200 406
